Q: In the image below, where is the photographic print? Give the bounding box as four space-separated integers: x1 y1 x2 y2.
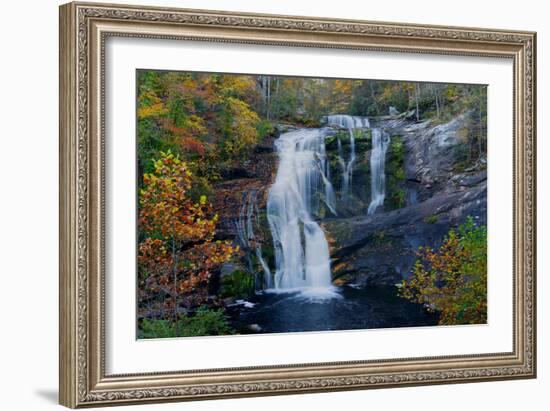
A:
136 70 488 339
60 5 536 405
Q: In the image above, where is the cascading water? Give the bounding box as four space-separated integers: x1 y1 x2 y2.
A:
261 116 384 296
266 129 338 296
235 190 271 288
326 115 370 203
367 129 390 215
317 137 338 216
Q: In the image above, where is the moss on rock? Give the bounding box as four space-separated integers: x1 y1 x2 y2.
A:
219 270 255 299
386 135 406 210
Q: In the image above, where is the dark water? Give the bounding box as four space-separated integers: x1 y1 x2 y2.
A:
226 285 439 335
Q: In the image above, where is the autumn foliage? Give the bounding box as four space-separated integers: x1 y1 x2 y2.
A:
138 151 238 319
137 72 262 177
135 70 488 337
399 217 487 325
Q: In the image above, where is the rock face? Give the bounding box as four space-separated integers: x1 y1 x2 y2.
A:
400 111 481 203
324 127 373 216
210 134 278 295
212 111 487 289
323 173 486 285
211 135 277 241
212 123 299 241
323 111 487 286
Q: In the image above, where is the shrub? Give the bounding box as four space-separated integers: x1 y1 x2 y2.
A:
399 217 487 325
139 307 234 338
424 215 438 224
220 270 255 298
256 119 275 140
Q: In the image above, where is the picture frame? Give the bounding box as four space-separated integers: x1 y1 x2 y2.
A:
59 1 536 408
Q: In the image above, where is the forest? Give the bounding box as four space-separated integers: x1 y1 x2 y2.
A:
136 70 488 338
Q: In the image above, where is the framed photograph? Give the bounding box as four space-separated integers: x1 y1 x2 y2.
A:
59 1 537 408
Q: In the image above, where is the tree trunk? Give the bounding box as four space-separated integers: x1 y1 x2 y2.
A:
414 83 420 122
172 236 177 320
433 85 440 118
266 76 271 120
368 82 380 115
274 77 279 120
478 91 483 159
261 76 267 103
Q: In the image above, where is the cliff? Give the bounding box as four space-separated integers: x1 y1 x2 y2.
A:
323 111 487 285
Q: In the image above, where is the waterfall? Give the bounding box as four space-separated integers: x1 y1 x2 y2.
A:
367 129 390 215
326 115 370 203
326 115 389 215
266 129 337 296
235 190 271 288
317 139 338 216
336 138 347 200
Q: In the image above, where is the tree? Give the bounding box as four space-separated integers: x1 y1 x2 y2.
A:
399 217 487 325
219 97 261 159
414 83 421 121
138 151 238 319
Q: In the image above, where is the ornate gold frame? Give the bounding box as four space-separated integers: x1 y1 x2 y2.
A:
59 1 536 408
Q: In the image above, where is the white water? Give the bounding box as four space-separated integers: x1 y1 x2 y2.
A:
235 190 271 286
266 129 337 296
261 116 386 296
367 128 391 215
326 115 370 203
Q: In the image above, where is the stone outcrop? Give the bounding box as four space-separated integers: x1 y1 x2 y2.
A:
214 111 487 288
323 110 487 286
323 171 486 285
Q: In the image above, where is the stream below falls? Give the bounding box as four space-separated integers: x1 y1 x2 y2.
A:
226 285 439 335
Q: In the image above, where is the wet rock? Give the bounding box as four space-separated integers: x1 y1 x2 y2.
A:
451 170 487 188
389 106 400 116
323 173 486 286
211 136 278 240
220 166 252 179
275 123 299 133
223 297 236 306
248 324 262 332
220 263 242 279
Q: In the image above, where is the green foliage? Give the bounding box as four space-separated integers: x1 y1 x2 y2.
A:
354 128 372 143
350 81 409 115
219 97 261 160
399 217 487 325
387 136 406 210
256 119 275 140
388 189 405 209
138 151 238 320
220 270 255 299
451 122 486 171
135 71 489 334
424 215 439 224
452 159 469 173
138 307 234 338
389 136 403 156
136 70 262 189
269 80 298 120
137 71 486 180
347 80 487 147
389 136 405 175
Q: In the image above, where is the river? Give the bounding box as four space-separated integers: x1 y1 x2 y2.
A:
227 285 438 334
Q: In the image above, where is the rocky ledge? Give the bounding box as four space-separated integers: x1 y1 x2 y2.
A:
323 169 486 286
